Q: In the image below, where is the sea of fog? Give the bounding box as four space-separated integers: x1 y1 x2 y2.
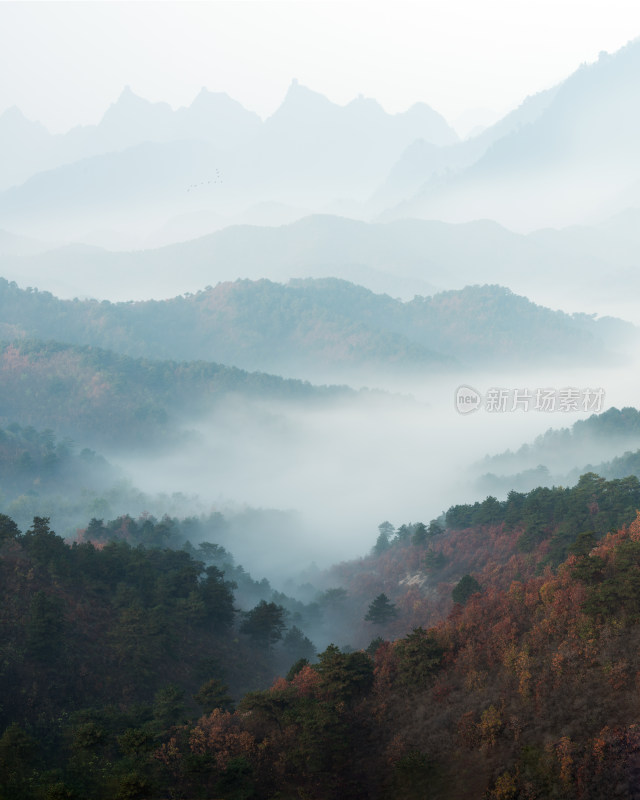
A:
106 358 640 578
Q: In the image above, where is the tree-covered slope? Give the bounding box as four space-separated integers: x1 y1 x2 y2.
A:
5 490 640 797
0 339 347 446
0 277 632 380
475 407 640 495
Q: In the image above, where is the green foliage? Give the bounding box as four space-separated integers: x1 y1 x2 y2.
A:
447 473 640 565
395 627 444 688
391 750 439 800
116 728 153 759
213 756 254 800
373 530 391 556
26 589 65 660
285 657 310 681
0 513 19 541
411 522 428 546
366 636 384 657
114 772 150 800
364 593 398 624
452 574 481 605
569 530 598 557
424 548 446 571
581 538 640 620
200 565 237 633
315 645 374 703
240 600 286 648
0 723 39 800
193 679 234 714
373 520 395 554
280 625 316 664
152 685 186 731
317 587 348 608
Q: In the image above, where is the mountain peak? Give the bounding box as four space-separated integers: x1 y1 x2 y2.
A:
99 87 174 133
280 80 334 110
286 78 327 100
1 105 29 122
189 86 258 117
0 105 50 137
346 94 384 114
113 85 152 108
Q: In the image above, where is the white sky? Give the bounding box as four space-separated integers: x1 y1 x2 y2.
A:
1 1 640 133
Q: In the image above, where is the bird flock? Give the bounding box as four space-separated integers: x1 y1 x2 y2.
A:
187 168 222 192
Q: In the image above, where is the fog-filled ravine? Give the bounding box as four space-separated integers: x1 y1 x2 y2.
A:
2 347 640 582
4 10 640 798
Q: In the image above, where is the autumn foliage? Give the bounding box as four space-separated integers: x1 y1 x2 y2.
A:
4 485 640 796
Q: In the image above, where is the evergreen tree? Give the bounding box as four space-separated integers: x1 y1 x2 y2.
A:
364 593 398 624
452 574 481 605
240 600 286 648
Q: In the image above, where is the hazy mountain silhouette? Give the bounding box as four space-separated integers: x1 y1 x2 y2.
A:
0 107 54 191
3 213 640 319
369 85 560 212
244 80 457 205
382 38 640 230
0 138 226 242
0 82 458 243
0 87 261 192
0 227 53 257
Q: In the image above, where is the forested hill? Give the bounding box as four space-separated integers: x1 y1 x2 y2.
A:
0 278 632 380
318 471 640 648
0 421 116 498
0 339 349 446
5 474 640 797
482 406 640 471
473 406 640 494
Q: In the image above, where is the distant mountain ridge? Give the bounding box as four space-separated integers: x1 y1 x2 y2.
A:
0 277 632 383
3 212 640 320
0 81 457 244
369 84 560 212
383 38 640 230
0 87 261 191
2 40 639 245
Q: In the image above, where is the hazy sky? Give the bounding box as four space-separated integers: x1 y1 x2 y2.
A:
2 1 639 134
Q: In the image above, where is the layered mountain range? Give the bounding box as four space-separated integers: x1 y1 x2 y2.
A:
1 37 639 249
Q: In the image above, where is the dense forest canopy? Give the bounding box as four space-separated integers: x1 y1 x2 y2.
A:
4 479 640 797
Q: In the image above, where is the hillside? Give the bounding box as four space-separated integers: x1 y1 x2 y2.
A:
0 338 347 447
212 511 640 799
4 473 640 797
0 279 632 384
474 407 640 495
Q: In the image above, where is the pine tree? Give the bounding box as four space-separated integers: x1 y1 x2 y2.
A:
364 593 398 624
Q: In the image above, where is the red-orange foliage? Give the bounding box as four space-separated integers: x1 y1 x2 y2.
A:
189 709 257 770
290 664 322 697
